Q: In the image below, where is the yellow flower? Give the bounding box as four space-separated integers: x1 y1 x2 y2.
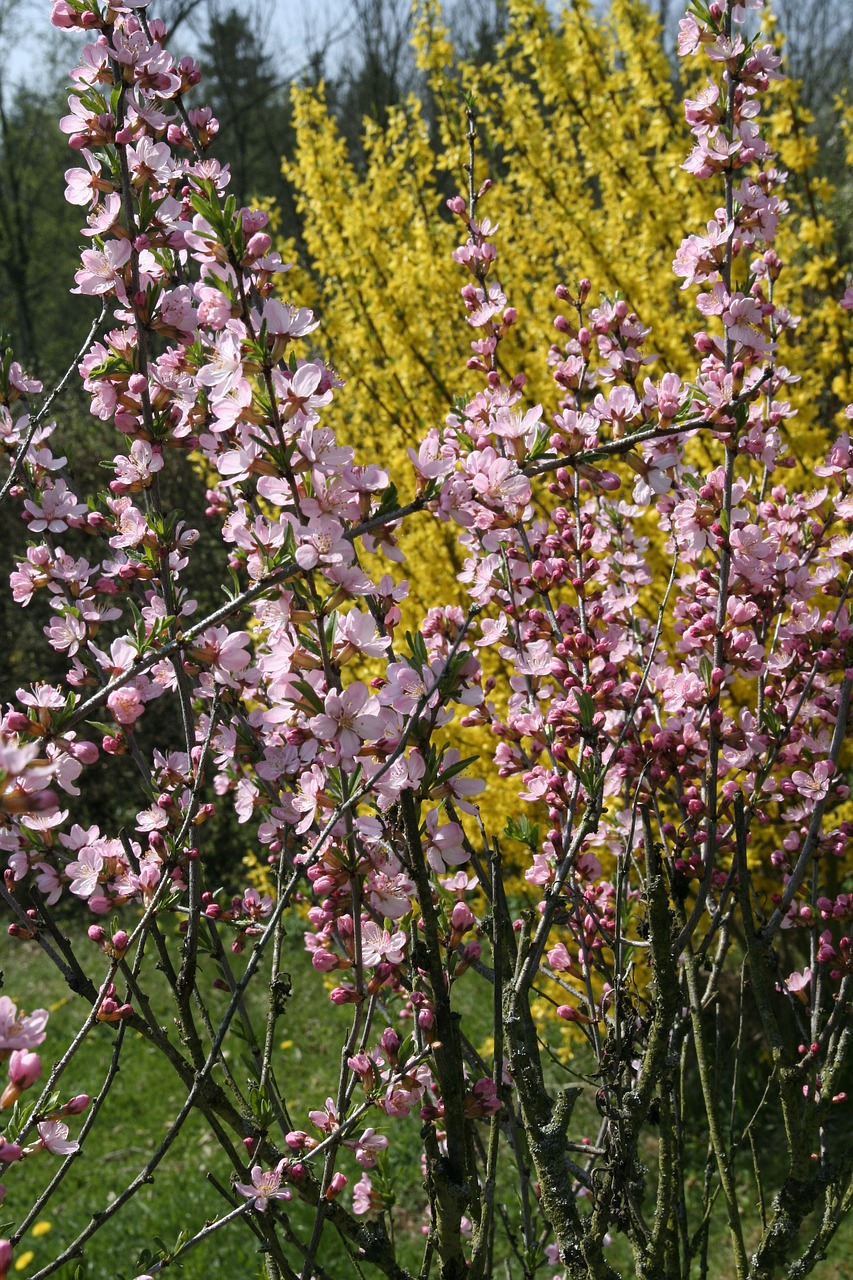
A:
270 0 851 872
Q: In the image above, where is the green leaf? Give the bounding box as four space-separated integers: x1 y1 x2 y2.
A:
504 815 540 851
436 752 479 783
292 678 325 715
574 690 596 728
699 655 713 692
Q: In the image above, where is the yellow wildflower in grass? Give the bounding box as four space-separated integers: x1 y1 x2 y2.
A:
29 1225 50 1239
13 1252 33 1272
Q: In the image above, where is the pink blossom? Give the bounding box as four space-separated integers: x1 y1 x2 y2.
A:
367 869 415 919
465 448 531 513
361 922 407 967
67 845 105 899
0 998 48 1052
195 326 246 398
424 809 468 873
234 1164 292 1211
790 761 835 804
349 1128 389 1170
353 1172 380 1215
310 683 386 761
335 610 390 659
107 686 145 727
34 1119 79 1156
23 480 87 533
73 240 132 300
188 627 251 684
259 299 318 339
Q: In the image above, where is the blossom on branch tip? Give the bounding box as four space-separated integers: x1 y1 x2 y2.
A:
235 1164 292 1211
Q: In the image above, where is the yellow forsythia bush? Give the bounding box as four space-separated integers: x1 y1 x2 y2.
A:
268 0 853 855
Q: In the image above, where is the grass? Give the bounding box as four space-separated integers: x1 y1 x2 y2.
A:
2 924 853 1280
1 923 429 1280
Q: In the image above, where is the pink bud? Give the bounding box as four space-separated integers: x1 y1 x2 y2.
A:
7 1049 42 1091
7 924 35 940
71 740 99 765
0 1238 11 1280
380 1027 400 1060
285 1130 311 1150
329 985 361 1005
244 232 271 260
451 902 475 932
63 1094 90 1115
3 712 32 733
325 1172 348 1200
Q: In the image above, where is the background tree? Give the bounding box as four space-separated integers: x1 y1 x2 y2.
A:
197 4 296 215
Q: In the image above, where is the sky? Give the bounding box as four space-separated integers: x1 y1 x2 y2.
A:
0 0 358 94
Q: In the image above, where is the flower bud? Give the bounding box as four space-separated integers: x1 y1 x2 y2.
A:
325 1172 348 1200
3 712 32 734
2 1050 42 1108
285 1130 312 1150
380 1027 400 1063
63 1094 90 1116
329 985 361 1006
451 902 475 932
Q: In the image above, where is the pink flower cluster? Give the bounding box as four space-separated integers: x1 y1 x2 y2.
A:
0 0 850 1268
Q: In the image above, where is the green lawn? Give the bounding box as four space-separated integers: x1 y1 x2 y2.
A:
2 924 852 1280
1 924 429 1279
